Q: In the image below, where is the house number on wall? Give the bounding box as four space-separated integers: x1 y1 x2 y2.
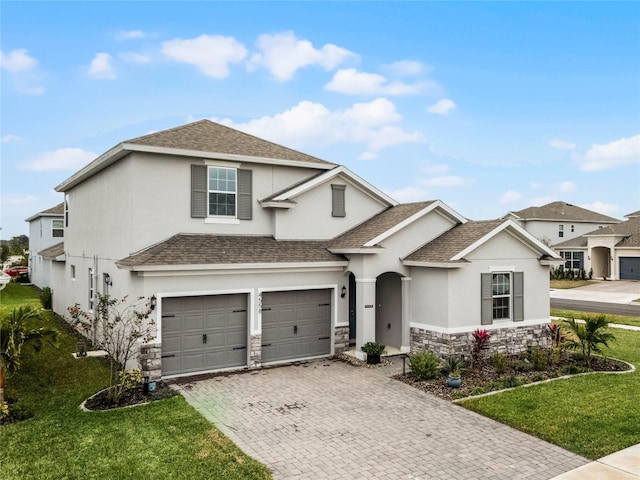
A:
365 304 374 308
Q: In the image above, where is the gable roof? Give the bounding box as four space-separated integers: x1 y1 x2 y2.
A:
25 202 64 222
39 242 65 260
507 201 620 223
585 217 640 247
404 219 562 266
116 234 347 270
56 120 335 192
625 210 640 219
328 200 466 251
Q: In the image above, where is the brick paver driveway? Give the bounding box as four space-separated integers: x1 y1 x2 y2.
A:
173 359 587 480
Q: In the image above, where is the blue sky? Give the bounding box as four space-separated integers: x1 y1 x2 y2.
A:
2 1 639 239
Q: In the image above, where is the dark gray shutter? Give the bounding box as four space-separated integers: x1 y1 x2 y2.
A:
332 184 346 217
237 169 252 220
191 165 207 218
481 273 493 325
513 271 524 322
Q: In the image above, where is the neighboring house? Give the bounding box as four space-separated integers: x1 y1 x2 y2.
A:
503 201 620 249
44 119 562 380
24 203 64 289
554 212 640 280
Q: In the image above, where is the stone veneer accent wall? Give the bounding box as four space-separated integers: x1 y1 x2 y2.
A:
411 324 551 358
250 334 262 368
140 343 162 381
334 326 350 355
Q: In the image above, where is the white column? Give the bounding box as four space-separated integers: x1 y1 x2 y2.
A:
355 278 376 361
400 277 412 353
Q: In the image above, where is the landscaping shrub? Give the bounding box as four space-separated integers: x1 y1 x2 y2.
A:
119 368 142 390
408 350 440 381
563 315 615 368
499 375 523 389
529 348 549 371
471 329 490 368
562 364 590 375
442 355 466 376
511 360 533 373
491 352 508 374
39 287 52 310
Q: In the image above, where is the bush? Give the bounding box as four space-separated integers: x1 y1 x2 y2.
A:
491 352 508 374
408 350 440 381
119 369 142 390
40 287 53 310
562 364 590 375
499 375 524 389
441 355 466 376
529 348 549 371
512 360 533 373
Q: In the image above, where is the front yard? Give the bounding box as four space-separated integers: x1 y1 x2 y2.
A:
0 283 271 480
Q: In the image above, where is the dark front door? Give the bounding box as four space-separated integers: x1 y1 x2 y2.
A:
348 273 356 343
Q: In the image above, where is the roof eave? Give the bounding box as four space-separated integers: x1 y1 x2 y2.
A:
328 247 385 255
403 260 469 268
116 260 349 272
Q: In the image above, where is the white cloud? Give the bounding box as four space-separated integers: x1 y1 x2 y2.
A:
422 162 449 174
501 190 522 204
23 148 97 171
419 176 474 187
384 186 429 203
120 52 151 64
213 97 424 160
325 68 431 95
162 34 247 79
549 139 576 150
558 181 575 193
383 60 425 76
579 201 618 216
87 53 116 79
249 31 356 81
579 134 640 171
114 30 147 41
1 134 23 143
0 49 45 95
427 98 456 115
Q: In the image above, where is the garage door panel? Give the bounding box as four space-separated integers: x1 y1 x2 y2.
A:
620 257 640 280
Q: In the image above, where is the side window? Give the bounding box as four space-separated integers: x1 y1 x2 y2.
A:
64 195 69 227
88 268 94 310
71 265 76 280
558 224 564 238
481 272 523 324
191 165 252 220
52 219 64 238
331 184 346 217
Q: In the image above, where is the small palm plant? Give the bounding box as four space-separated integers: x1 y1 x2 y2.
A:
0 306 58 403
563 314 615 369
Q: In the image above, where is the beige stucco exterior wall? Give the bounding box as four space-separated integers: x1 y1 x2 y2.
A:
522 220 613 245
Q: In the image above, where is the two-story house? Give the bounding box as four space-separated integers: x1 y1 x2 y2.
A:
25 203 64 289
45 120 562 380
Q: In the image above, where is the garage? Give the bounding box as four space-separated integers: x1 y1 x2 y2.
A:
261 289 332 363
161 294 248 376
620 257 640 280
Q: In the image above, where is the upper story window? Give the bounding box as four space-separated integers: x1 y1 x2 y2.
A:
332 184 346 217
52 219 64 237
570 225 575 233
558 224 564 238
40 220 43 238
208 167 237 217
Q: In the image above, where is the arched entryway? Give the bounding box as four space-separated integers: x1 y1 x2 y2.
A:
375 272 402 349
591 246 611 280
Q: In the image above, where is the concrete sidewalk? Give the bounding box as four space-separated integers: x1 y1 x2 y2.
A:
550 280 640 305
550 444 639 479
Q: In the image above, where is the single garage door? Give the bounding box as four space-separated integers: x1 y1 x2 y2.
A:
261 289 332 363
620 257 640 280
161 294 247 376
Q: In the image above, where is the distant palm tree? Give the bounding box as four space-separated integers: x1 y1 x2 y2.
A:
0 306 58 403
563 315 615 369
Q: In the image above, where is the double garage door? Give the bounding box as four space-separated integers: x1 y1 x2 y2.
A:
161 289 331 376
620 257 640 280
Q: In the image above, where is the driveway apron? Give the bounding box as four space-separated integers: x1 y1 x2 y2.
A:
173 359 588 480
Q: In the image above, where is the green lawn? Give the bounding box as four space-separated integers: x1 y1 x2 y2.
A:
0 283 271 480
459 327 640 460
551 308 640 327
549 279 596 289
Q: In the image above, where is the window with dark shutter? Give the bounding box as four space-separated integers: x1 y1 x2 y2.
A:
513 271 524 321
191 164 207 218
237 169 252 220
332 184 346 217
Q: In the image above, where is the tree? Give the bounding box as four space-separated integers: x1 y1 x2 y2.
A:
0 306 58 403
563 315 615 368
67 294 155 404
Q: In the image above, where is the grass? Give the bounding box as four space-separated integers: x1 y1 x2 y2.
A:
551 308 640 327
459 327 640 460
0 283 271 480
550 279 595 289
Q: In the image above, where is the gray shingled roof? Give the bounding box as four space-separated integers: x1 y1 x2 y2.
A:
39 242 64 259
329 202 436 249
510 201 620 223
553 236 588 248
125 119 333 166
404 220 504 263
117 234 346 267
625 210 640 219
586 217 640 247
25 202 64 222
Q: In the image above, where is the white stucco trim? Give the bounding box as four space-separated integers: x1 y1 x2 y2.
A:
363 200 467 247
410 317 551 334
355 278 377 283
118 261 349 274
203 159 241 168
259 201 296 209
451 219 562 261
328 247 385 254
204 217 241 224
489 265 518 272
539 258 566 266
402 260 468 268
271 165 397 206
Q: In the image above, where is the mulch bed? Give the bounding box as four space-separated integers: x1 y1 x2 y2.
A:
393 351 630 401
83 382 178 411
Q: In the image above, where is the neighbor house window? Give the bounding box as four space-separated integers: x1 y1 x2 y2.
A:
64 196 69 227
40 220 43 238
558 225 564 238
208 167 237 216
571 225 575 233
481 271 524 325
561 251 584 271
52 219 64 237
88 268 94 310
71 265 76 280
